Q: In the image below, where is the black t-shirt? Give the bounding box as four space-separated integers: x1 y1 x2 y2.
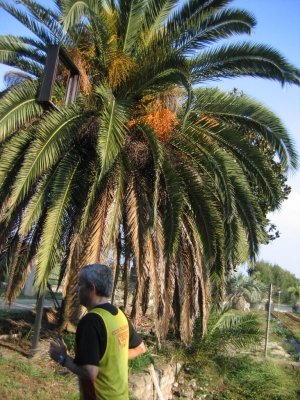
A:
74 303 142 366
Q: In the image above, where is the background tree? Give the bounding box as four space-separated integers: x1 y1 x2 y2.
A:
0 0 299 344
226 273 267 309
191 307 263 362
248 260 300 304
287 285 300 312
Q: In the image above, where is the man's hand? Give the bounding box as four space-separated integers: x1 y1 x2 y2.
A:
49 338 98 379
49 338 67 362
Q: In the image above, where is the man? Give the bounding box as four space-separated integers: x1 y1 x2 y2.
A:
49 263 146 399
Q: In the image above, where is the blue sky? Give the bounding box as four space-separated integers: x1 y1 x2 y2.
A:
224 0 300 279
0 0 299 278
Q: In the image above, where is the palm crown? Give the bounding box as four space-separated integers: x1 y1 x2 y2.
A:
0 0 299 343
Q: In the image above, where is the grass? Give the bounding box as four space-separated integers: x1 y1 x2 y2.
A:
0 309 28 318
128 351 155 373
221 358 300 400
0 356 78 400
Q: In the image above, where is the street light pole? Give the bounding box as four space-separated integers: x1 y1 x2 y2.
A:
277 290 281 319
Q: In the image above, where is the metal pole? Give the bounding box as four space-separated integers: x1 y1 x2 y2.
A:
31 291 45 357
277 290 281 319
264 284 272 357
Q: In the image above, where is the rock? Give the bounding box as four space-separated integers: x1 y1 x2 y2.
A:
189 379 197 390
181 388 194 398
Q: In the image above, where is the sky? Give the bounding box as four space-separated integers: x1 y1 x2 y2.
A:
0 0 299 278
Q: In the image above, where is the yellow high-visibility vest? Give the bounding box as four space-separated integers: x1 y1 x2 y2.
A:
89 307 129 400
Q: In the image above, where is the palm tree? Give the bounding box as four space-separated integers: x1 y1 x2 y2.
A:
226 273 267 310
287 285 300 312
0 0 299 344
191 307 263 361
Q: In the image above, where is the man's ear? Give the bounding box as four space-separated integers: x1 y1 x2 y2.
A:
90 283 96 293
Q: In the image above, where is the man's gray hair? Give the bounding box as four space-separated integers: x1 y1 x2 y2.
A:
81 264 113 297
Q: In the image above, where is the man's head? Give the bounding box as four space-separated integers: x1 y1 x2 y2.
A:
81 263 113 297
75 264 113 308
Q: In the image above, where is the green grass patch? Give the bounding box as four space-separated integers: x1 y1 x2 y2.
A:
223 358 300 399
0 309 28 318
0 357 78 400
128 351 154 373
61 332 76 353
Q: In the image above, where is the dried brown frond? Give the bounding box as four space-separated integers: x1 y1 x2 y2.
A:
3 242 32 307
121 242 131 309
60 189 115 329
126 138 151 170
158 88 184 114
197 114 219 128
60 48 93 96
150 217 168 343
4 70 33 86
184 213 210 338
83 187 115 265
100 183 124 263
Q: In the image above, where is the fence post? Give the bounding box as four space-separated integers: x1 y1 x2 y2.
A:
264 284 272 357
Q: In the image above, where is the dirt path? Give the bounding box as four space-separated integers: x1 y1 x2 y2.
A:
1 298 57 311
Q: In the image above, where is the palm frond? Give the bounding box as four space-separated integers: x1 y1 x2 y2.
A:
192 87 298 170
161 157 184 257
19 0 74 47
119 0 146 53
0 35 46 68
138 123 163 230
96 85 130 179
170 8 256 54
7 106 84 217
19 168 56 236
0 82 43 142
35 151 81 292
0 128 33 202
102 161 125 256
190 42 300 86
204 310 263 352
143 0 178 45
0 1 62 45
61 0 100 32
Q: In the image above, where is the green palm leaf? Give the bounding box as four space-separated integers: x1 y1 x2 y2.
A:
190 42 300 85
119 0 146 52
7 106 84 217
96 84 131 179
35 151 81 291
0 0 63 44
170 8 256 53
0 82 43 142
61 0 100 32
